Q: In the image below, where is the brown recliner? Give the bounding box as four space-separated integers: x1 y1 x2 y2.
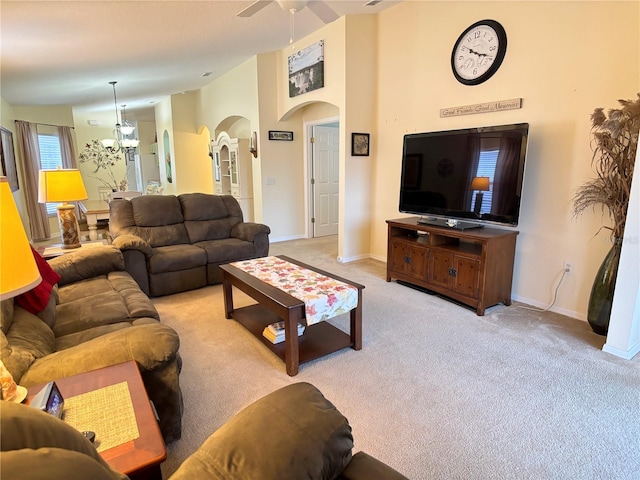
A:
1 383 408 480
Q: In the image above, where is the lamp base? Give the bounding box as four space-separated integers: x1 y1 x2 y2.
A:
56 204 81 249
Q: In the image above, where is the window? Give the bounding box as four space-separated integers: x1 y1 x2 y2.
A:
474 148 499 214
38 133 63 215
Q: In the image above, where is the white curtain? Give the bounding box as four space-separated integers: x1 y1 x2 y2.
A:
15 120 50 241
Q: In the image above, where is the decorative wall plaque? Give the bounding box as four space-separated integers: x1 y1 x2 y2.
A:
440 98 523 118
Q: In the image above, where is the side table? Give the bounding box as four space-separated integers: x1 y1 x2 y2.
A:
26 361 166 480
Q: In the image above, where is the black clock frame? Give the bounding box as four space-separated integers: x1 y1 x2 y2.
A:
451 19 507 86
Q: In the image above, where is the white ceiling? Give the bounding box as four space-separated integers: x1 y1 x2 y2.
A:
1 1 397 121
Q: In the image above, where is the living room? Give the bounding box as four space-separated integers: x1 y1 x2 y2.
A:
1 1 639 478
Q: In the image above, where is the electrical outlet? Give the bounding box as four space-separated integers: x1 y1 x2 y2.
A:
563 261 574 275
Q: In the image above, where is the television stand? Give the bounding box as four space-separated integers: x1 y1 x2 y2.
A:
417 216 484 231
386 217 519 315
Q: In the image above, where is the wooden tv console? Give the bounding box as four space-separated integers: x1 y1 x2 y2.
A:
386 217 519 315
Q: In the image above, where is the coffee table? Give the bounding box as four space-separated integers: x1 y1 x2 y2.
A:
220 255 364 376
26 361 166 480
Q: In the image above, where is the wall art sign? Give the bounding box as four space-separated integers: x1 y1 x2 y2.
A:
288 39 324 98
440 98 523 118
268 131 294 141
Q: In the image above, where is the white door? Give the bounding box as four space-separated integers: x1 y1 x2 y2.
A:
312 125 339 237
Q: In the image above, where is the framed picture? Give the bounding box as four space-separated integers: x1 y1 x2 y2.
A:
288 39 324 98
351 133 370 156
268 131 294 141
0 127 19 191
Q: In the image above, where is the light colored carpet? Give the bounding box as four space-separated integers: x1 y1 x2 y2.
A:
153 236 640 480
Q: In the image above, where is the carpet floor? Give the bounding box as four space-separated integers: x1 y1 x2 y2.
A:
153 236 640 480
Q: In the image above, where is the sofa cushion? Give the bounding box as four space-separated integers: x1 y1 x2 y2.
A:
53 273 156 338
148 244 207 274
180 193 243 243
196 238 256 264
15 247 61 314
110 197 190 247
54 317 158 351
0 401 128 480
171 382 353 480
1 305 55 382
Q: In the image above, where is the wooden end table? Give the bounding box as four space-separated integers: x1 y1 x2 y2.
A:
220 255 364 376
26 361 166 480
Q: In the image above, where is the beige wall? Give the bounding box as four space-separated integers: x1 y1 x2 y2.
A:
73 107 128 200
372 1 639 319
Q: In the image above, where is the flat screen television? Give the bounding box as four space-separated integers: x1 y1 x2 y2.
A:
399 123 529 230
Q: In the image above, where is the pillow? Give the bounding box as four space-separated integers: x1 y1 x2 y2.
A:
15 247 61 314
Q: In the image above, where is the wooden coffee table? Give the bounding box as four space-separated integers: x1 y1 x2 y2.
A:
220 255 364 376
26 361 166 480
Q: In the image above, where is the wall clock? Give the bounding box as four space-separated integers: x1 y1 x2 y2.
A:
451 19 507 86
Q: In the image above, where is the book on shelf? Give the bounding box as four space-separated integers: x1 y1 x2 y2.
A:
262 321 305 344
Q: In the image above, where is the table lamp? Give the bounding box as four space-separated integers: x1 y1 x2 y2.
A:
1 176 41 300
471 176 490 214
38 168 88 249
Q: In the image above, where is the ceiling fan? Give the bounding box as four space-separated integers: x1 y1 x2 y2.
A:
236 1 340 24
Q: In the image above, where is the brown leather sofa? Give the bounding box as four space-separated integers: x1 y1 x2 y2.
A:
109 193 270 297
0 246 183 444
0 382 408 480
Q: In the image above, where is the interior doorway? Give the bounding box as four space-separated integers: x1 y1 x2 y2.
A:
308 120 339 238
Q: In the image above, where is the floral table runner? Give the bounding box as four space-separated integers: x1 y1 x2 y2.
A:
230 256 358 325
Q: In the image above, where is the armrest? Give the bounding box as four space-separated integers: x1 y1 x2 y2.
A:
231 222 271 243
171 382 352 480
49 246 124 286
18 323 180 386
339 452 409 480
111 234 153 257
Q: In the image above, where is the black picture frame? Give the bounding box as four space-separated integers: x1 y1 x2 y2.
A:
268 131 294 141
0 127 19 191
351 133 370 156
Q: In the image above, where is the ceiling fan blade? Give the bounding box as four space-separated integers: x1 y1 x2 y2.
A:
236 0 273 17
307 1 339 23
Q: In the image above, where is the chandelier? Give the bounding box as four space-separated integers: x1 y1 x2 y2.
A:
101 81 139 153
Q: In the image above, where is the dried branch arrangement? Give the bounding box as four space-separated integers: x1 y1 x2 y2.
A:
572 93 640 240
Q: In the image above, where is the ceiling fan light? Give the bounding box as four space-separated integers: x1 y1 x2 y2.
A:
276 0 307 12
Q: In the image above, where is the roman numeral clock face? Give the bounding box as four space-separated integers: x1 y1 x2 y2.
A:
451 20 507 85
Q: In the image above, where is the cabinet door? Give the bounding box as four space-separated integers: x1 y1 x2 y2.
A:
230 150 239 187
406 244 428 279
452 256 480 298
389 241 428 279
429 250 453 289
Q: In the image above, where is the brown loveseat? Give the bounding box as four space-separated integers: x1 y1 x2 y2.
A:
109 193 270 297
1 382 409 480
0 246 183 443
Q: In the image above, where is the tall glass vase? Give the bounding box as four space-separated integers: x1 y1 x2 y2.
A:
587 240 622 336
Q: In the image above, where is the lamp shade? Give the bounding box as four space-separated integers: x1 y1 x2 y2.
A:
38 168 88 203
1 177 41 300
471 176 491 191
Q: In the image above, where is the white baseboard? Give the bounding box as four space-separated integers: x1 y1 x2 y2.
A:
509 294 586 322
603 340 640 360
270 234 306 243
336 253 370 263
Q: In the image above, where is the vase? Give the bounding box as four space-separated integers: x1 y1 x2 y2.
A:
587 240 622 336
